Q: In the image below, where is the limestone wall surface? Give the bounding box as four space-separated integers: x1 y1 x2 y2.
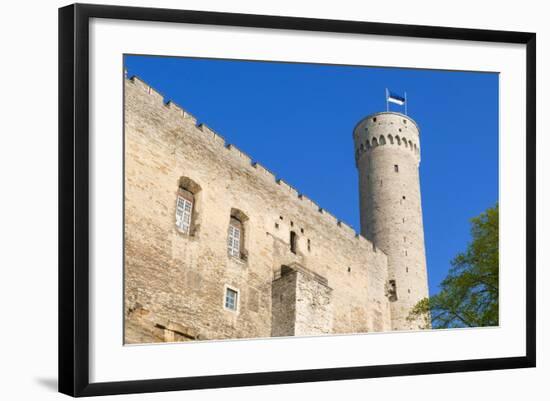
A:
354 112 430 330
124 76 393 342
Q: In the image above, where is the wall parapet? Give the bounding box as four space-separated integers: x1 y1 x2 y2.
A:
126 75 381 251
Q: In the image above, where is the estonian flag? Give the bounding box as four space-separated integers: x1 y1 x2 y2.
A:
387 90 406 106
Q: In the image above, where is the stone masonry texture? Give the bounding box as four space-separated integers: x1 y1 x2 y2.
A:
124 75 429 343
354 112 430 330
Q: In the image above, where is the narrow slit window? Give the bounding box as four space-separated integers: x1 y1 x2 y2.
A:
394 164 399 173
290 231 298 254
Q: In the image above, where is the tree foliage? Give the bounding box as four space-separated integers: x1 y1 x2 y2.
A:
408 203 499 329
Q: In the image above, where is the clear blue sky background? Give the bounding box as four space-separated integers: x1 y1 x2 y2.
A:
125 55 499 296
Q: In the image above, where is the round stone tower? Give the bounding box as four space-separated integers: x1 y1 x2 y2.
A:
353 112 429 330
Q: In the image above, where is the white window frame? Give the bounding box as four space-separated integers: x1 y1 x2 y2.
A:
223 285 239 313
227 222 241 258
175 194 193 234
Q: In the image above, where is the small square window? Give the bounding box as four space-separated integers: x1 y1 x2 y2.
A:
225 288 238 311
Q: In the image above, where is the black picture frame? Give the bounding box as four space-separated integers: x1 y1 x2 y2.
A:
59 3 536 397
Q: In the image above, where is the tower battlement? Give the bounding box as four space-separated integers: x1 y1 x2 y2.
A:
354 112 421 166
353 110 429 330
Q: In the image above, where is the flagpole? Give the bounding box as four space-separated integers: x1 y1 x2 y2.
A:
385 88 389 112
405 92 408 115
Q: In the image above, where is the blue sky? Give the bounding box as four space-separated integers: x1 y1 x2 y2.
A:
124 55 499 296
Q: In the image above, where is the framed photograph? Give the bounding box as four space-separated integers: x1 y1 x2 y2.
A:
58 3 536 397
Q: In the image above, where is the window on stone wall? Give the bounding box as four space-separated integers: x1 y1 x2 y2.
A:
176 177 201 235
224 287 238 311
290 231 298 254
227 209 248 261
228 218 242 258
175 189 193 234
394 164 399 173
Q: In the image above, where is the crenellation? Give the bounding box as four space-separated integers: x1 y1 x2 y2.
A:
275 179 299 198
298 194 318 213
148 87 164 103
124 74 426 344
129 75 149 92
322 210 338 225
125 76 366 240
338 221 356 237
196 123 226 148
225 144 253 167
251 162 277 182
165 100 185 115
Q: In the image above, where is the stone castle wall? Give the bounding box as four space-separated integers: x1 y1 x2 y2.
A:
124 76 392 343
354 112 430 330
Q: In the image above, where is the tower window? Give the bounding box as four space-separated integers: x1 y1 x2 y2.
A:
290 231 298 254
402 196 406 200
387 280 398 302
394 164 399 173
307 238 311 252
373 117 377 122
348 267 352 273
224 287 238 311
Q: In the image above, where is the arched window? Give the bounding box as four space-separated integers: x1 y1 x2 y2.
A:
360 143 364 151
408 140 413 149
175 177 201 235
379 135 386 145
396 136 401 146
372 137 379 147
388 135 394 144
228 208 248 260
366 140 371 149
403 138 408 148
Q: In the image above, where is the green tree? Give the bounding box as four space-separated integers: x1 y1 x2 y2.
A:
408 203 499 328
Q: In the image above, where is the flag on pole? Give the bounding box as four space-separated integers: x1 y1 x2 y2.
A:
387 90 406 106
